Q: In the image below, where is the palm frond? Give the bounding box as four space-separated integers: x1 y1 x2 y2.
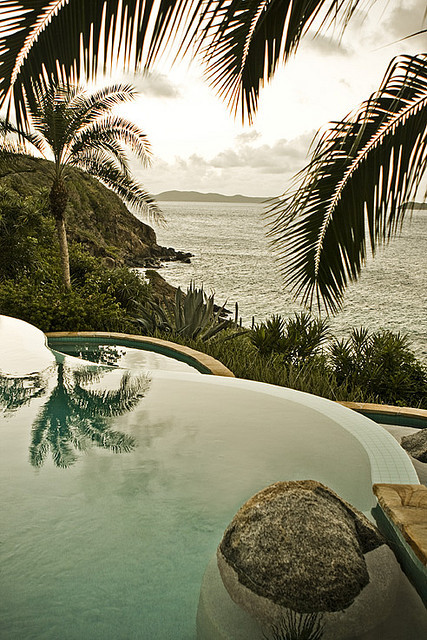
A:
0 0 198 128
0 115 46 154
69 116 152 167
196 0 367 122
267 53 427 314
70 148 164 222
1 1 373 125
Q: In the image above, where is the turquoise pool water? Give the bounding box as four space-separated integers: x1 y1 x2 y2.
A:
47 337 206 373
0 316 421 639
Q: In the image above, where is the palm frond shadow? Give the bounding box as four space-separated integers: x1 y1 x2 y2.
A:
0 374 48 414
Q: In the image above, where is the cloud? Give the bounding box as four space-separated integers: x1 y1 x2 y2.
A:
132 131 315 197
210 132 314 173
129 71 181 98
305 32 352 56
384 0 427 41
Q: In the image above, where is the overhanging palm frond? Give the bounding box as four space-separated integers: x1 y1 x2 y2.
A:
267 53 427 314
0 0 195 129
1 1 372 127
196 0 367 122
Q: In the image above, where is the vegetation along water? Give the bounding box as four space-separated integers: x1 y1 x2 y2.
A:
137 201 427 363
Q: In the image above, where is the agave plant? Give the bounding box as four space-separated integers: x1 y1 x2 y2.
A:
136 282 232 341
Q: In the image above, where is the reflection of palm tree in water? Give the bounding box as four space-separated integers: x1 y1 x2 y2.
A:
1 362 149 468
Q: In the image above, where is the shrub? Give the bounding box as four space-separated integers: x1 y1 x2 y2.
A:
0 277 132 333
250 313 330 363
329 328 427 407
0 187 56 280
135 282 233 341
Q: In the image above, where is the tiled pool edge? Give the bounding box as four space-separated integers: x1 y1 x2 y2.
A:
46 331 235 377
338 401 427 429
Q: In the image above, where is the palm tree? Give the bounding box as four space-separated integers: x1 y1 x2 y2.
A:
0 1 425 308
1 82 162 289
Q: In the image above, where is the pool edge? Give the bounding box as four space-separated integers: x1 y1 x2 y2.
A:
45 331 235 378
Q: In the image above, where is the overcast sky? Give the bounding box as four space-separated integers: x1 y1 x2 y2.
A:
114 0 426 198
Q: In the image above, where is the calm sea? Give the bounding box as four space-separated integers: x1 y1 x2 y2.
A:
135 201 427 362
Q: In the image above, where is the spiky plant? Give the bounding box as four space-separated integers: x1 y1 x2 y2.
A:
135 282 232 341
250 312 330 362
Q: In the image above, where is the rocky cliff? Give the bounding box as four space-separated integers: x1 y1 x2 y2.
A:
0 154 190 267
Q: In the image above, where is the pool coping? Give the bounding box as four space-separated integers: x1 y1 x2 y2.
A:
45 331 235 378
338 401 427 428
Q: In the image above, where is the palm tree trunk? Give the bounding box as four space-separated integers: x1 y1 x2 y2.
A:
55 216 71 289
50 177 71 290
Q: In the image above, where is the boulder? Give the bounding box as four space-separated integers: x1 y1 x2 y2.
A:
218 480 384 617
401 429 427 462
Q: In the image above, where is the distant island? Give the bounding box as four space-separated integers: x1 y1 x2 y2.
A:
154 190 269 204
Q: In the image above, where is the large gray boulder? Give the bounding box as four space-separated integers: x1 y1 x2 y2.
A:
218 480 384 616
401 429 427 462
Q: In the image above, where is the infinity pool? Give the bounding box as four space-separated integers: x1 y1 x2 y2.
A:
0 316 422 639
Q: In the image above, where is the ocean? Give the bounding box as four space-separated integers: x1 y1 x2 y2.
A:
135 201 427 362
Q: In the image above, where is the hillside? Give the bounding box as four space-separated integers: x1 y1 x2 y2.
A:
0 154 186 267
154 190 268 204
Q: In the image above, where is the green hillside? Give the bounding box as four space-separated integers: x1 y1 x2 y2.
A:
0 154 167 267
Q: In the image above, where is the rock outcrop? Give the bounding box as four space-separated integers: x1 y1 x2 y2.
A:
401 429 427 462
218 480 384 616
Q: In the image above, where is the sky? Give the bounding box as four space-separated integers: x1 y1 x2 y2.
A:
110 0 427 198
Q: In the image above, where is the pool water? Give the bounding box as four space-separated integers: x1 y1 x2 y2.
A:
47 338 203 373
0 316 422 639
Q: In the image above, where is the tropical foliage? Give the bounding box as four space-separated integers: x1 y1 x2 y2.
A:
329 328 427 407
250 313 329 361
136 281 234 341
0 1 425 308
0 82 160 288
173 316 427 408
0 188 152 332
267 53 427 312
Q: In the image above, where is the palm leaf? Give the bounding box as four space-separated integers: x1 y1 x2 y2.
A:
70 147 163 221
0 0 198 128
195 0 367 122
267 53 427 313
1 1 373 126
69 116 152 167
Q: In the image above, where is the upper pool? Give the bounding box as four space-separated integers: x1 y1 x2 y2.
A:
0 316 421 639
